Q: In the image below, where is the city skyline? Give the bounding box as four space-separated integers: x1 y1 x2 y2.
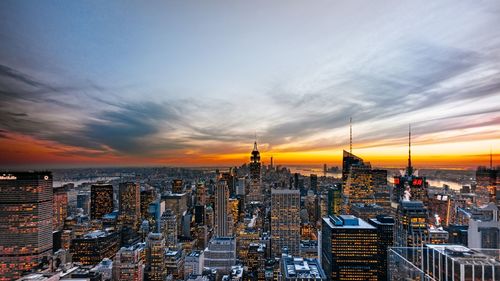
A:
1 1 499 169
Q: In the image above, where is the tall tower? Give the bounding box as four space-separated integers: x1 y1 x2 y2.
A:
145 233 166 281
0 172 53 280
248 141 262 202
215 180 232 237
406 124 414 177
119 182 141 230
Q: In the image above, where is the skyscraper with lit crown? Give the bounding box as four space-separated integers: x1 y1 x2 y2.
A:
248 141 262 202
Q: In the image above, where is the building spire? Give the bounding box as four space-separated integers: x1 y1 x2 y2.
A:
407 124 413 176
349 117 352 154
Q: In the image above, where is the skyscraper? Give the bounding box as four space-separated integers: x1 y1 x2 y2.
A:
271 189 300 256
0 172 53 281
145 233 166 281
53 185 68 231
172 179 183 194
91 183 114 220
248 141 262 202
119 182 141 230
215 180 232 237
392 126 429 204
160 209 178 248
321 215 379 281
368 215 395 281
395 201 429 248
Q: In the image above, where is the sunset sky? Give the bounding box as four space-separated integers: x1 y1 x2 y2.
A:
0 1 499 169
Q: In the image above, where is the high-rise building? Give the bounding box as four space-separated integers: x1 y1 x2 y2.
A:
119 182 141 230
392 127 429 204
91 183 114 220
368 215 395 281
0 172 53 281
321 215 379 281
248 141 262 202
71 230 120 266
342 150 364 184
395 201 429 248
112 244 145 281
246 243 266 281
145 233 166 281
203 237 236 274
53 185 68 231
271 189 301 256
160 209 178 248
215 180 232 237
162 192 188 235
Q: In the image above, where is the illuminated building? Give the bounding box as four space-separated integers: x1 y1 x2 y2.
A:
145 233 166 281
248 141 262 202
91 183 114 220
160 209 178 248
321 215 379 281
389 245 500 281
165 249 185 280
395 201 428 248
112 244 145 281
246 243 266 281
368 215 395 281
393 127 429 204
119 182 141 230
203 237 236 274
140 188 156 222
280 254 326 280
342 150 364 184
215 180 232 237
271 189 301 256
53 185 68 231
147 198 165 232
229 197 239 228
70 230 120 266
184 250 204 277
172 179 184 193
0 171 53 281
236 228 260 260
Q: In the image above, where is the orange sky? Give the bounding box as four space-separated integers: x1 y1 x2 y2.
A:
1 131 497 169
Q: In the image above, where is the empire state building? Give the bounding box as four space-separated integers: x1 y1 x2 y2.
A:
248 141 262 202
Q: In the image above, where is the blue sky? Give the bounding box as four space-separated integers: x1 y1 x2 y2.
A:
0 1 499 167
